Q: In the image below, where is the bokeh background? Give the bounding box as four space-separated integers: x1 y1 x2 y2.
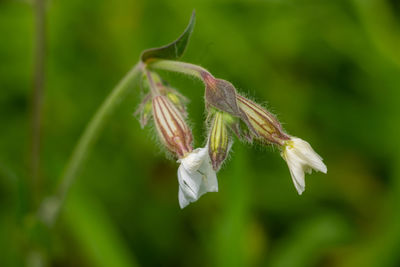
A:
1 0 400 266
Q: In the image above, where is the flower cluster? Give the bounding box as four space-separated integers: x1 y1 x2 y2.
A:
136 13 326 208
135 71 219 208
135 63 327 208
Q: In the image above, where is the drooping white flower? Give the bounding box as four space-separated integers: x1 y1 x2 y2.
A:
281 137 327 195
177 146 218 208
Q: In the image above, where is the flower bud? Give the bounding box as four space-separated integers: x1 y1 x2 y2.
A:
208 112 231 171
236 95 289 145
134 93 152 128
203 73 241 116
147 71 189 117
152 95 193 158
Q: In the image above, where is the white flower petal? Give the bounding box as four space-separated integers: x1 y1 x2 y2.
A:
282 137 327 194
198 158 218 196
176 146 219 208
290 164 306 195
179 147 207 173
177 164 202 200
284 151 305 194
178 188 190 209
291 137 327 173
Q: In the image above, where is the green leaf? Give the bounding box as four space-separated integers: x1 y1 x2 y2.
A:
141 10 196 62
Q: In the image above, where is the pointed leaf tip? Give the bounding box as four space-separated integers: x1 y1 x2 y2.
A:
141 10 196 63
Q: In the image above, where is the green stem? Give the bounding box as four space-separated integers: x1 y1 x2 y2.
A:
38 62 144 226
145 69 161 96
149 59 211 80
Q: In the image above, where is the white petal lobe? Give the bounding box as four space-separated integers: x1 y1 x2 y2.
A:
177 146 218 208
282 137 327 194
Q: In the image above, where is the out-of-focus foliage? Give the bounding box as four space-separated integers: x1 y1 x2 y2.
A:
1 0 400 266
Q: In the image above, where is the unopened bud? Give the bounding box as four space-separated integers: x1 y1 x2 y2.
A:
152 95 193 158
134 94 152 128
203 73 241 116
208 112 231 171
236 95 289 145
147 71 189 117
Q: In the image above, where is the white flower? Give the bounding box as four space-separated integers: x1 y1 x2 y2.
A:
177 146 218 208
281 137 327 195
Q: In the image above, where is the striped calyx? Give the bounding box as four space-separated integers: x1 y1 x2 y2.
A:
236 95 289 145
152 95 193 158
148 71 189 117
164 89 188 118
208 112 230 171
203 73 241 117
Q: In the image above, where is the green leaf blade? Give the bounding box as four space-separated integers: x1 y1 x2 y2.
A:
141 10 196 62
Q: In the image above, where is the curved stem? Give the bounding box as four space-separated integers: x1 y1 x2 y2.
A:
145 69 161 96
39 62 144 226
149 59 212 81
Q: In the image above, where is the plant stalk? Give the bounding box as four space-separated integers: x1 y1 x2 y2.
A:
149 59 211 80
38 62 143 226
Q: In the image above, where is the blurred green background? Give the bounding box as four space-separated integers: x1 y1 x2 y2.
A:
1 0 400 266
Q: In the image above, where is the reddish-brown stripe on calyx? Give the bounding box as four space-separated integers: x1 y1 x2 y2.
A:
152 96 192 157
160 96 192 155
236 95 289 144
